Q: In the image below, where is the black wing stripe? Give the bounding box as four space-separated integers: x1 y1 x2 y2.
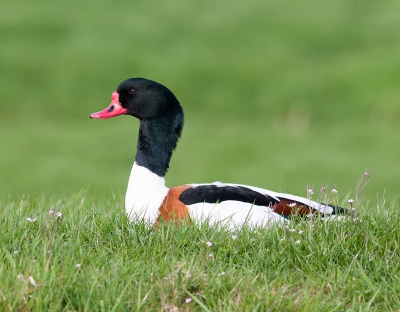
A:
179 185 279 206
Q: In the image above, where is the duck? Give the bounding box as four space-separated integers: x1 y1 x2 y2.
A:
90 78 345 229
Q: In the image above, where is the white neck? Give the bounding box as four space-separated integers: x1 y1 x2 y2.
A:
125 162 169 223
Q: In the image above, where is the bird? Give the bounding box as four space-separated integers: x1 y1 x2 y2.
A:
90 78 345 229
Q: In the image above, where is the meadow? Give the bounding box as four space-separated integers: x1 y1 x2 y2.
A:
1 0 400 310
1 191 399 311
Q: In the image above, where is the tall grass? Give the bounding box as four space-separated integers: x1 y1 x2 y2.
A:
1 190 399 311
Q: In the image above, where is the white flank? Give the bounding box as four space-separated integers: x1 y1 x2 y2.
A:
125 162 169 223
188 201 287 230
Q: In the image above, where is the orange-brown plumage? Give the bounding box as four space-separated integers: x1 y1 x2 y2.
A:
157 185 192 222
271 200 314 216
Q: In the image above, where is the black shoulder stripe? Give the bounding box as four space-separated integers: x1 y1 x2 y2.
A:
179 185 279 206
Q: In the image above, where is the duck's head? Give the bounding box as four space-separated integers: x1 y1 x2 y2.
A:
90 78 183 121
90 78 184 177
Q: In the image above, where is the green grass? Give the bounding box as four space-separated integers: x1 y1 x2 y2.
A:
1 192 399 311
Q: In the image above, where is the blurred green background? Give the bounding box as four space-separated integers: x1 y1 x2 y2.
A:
1 0 399 203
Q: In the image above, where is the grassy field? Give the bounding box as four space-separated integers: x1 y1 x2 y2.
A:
1 192 399 311
1 0 400 310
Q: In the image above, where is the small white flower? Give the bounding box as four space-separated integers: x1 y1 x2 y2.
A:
331 188 338 194
288 202 297 207
14 250 19 254
289 228 296 233
33 259 37 263
206 241 213 247
27 217 37 222
218 272 226 276
208 253 213 259
28 276 37 287
56 212 62 219
280 238 285 242
348 199 355 204
48 210 54 215
351 207 356 211
185 298 192 303
363 170 370 178
307 189 314 195
321 185 326 192
231 234 237 240
298 230 303 234
76 263 82 268
295 240 301 245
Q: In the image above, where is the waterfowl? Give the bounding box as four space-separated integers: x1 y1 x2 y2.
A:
90 78 345 229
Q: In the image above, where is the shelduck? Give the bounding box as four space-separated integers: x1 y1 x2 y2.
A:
90 78 345 229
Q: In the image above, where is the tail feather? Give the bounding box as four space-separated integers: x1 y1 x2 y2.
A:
325 204 348 215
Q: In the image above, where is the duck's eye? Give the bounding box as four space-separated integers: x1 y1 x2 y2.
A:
129 88 138 95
